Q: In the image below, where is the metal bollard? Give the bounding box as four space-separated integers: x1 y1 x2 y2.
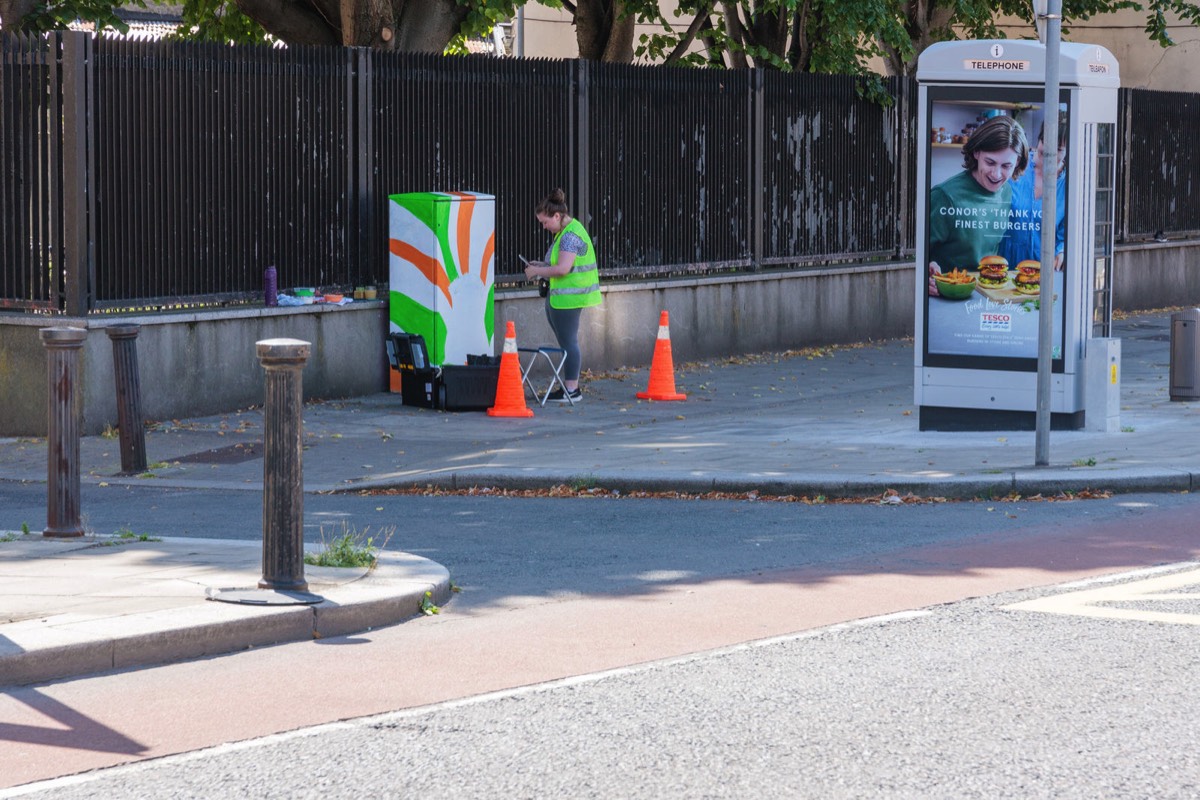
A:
40 327 88 538
105 324 148 474
257 338 311 592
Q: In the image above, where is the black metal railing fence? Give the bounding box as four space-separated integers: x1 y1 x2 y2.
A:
0 31 1196 315
0 34 60 311
1120 87 1200 239
93 39 358 308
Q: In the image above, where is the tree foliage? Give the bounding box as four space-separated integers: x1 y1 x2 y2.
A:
2 0 1198 82
629 1 1200 76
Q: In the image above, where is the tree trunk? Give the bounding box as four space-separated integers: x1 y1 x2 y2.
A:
391 0 469 53
341 0 394 48
234 0 467 52
0 0 41 30
576 0 635 63
789 1 815 71
235 0 341 46
890 0 956 75
719 1 750 69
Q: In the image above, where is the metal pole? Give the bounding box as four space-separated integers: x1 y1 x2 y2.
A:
106 324 148 475
1035 0 1062 466
257 338 311 592
515 7 525 58
41 327 88 538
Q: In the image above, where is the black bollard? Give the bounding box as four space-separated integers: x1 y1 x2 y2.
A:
105 324 148 475
257 338 311 592
40 327 88 538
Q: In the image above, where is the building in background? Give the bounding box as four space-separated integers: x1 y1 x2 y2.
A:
996 9 1199 91
513 5 1200 92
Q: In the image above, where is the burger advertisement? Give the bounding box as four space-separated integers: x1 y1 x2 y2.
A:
923 91 1068 366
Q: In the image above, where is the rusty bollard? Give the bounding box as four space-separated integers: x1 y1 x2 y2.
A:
105 324 148 475
257 338 313 594
40 327 87 538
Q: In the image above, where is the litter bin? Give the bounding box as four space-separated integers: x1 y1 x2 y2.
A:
1169 308 1200 401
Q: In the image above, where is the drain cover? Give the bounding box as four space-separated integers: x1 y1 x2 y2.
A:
173 440 265 465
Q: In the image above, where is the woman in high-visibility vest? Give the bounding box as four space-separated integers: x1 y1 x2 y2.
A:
524 188 602 403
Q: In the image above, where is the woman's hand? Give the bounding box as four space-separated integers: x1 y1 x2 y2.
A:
524 260 547 281
928 262 943 297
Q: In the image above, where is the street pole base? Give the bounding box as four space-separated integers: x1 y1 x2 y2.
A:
205 587 324 605
43 526 85 538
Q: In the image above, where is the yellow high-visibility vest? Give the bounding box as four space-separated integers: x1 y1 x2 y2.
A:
548 219 601 309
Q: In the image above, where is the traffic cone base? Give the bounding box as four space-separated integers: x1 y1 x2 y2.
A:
637 310 686 401
488 320 535 418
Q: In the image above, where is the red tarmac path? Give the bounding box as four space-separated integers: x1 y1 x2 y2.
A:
2 504 1198 791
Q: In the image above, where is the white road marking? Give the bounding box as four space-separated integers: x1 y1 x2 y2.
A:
1004 563 1200 626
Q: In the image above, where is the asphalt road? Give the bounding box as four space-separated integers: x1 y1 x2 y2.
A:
15 563 1200 799
2 483 1198 611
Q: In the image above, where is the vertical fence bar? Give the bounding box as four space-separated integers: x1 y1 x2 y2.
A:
61 32 93 316
575 59 590 230
1115 87 1132 243
894 77 911 257
751 68 764 271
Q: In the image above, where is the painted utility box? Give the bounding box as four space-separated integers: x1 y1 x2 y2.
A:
914 41 1119 430
388 192 496 367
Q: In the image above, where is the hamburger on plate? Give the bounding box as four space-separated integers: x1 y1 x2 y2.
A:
977 255 1010 288
1014 260 1041 295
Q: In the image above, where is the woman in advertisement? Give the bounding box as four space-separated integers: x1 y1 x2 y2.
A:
996 119 1067 270
927 115 1030 296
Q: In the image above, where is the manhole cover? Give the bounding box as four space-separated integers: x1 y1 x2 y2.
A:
173 440 265 465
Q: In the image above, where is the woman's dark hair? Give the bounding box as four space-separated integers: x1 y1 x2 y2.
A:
536 188 570 217
1038 113 1068 149
961 115 1029 179
1035 115 1069 173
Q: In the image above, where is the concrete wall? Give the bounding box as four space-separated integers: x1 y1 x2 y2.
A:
1112 239 1200 310
1 242 1195 437
0 302 391 437
501 262 914 367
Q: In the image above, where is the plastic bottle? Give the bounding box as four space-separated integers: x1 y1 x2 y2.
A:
264 265 278 307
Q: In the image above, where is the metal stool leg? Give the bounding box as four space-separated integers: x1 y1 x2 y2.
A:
518 348 542 405
518 347 571 406
540 347 573 406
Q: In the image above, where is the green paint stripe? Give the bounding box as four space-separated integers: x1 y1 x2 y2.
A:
389 290 448 365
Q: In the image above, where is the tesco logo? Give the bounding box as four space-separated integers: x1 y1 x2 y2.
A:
980 312 1012 332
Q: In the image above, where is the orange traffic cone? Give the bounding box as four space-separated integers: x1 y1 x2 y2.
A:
488 321 535 418
637 310 686 401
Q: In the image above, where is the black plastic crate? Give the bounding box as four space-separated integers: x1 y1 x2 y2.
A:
386 332 429 372
440 364 500 411
400 367 439 409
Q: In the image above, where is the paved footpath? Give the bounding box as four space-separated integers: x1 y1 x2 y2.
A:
1 311 1199 499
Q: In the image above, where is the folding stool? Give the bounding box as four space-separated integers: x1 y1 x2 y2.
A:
518 346 574 406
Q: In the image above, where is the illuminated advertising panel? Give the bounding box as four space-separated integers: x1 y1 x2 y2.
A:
923 86 1069 372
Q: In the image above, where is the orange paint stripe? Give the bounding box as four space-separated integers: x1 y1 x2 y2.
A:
455 196 475 277
480 232 495 285
389 238 452 306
